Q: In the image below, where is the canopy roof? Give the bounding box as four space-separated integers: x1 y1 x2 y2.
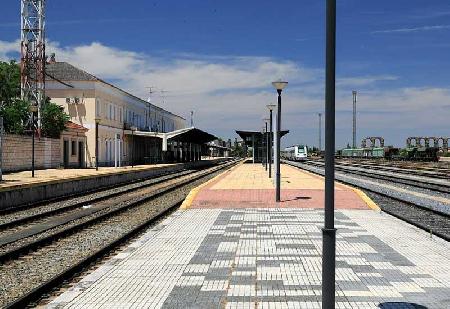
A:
167 127 217 144
125 127 217 145
236 130 289 146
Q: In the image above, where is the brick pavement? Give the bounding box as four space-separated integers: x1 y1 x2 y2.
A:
190 163 369 209
47 163 450 308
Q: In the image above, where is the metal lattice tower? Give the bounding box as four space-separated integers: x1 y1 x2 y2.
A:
21 0 46 128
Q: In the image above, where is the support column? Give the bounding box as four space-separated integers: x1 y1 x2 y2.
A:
252 134 255 163
114 134 118 168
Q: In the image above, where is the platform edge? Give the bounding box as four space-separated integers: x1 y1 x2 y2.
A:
180 160 243 210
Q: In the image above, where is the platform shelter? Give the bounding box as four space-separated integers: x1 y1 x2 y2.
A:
124 127 217 164
236 130 289 163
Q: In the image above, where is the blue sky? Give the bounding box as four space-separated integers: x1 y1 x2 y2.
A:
1 0 449 148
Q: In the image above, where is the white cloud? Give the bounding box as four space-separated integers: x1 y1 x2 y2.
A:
0 39 20 61
1 39 449 148
337 75 398 87
372 24 450 34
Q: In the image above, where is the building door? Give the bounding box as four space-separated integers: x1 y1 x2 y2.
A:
78 141 84 168
63 140 69 168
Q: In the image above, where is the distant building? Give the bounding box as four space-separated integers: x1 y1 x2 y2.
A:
45 61 186 167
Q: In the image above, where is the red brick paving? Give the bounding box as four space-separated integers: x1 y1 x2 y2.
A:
190 179 369 210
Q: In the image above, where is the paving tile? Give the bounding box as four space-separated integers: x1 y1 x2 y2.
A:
48 207 450 308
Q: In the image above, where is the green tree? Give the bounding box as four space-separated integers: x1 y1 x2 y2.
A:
41 98 70 138
0 60 20 105
0 60 69 137
0 61 30 134
1 99 30 134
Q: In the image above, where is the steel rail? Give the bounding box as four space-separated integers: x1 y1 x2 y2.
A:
284 160 450 242
0 167 191 215
0 160 238 264
304 161 450 193
0 169 196 232
4 159 240 309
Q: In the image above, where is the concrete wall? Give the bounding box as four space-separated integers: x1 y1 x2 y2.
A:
1 134 60 172
0 159 228 210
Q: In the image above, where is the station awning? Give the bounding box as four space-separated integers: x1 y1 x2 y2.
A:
124 127 217 150
236 130 289 147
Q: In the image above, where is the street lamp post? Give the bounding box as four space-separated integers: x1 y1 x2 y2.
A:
261 127 265 167
130 126 137 167
29 105 38 177
323 0 337 308
352 90 357 150
263 118 269 171
272 79 288 202
94 117 101 171
318 113 322 152
267 104 275 178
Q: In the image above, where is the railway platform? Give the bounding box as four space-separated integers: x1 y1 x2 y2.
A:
0 159 225 209
47 162 450 308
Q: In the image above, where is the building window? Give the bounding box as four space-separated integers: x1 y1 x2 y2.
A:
95 99 100 117
71 140 77 156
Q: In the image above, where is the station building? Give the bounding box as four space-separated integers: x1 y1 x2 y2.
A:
45 60 214 167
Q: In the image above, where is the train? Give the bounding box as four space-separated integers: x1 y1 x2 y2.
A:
337 147 440 162
281 145 308 161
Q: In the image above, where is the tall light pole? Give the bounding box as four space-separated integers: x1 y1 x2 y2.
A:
261 126 266 167
267 104 275 178
323 0 337 308
95 117 100 171
352 90 357 149
29 105 38 177
272 79 288 202
263 118 270 171
318 112 322 152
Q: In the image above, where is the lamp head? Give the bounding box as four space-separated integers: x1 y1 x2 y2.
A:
94 117 101 124
130 126 138 131
266 104 276 111
272 79 288 91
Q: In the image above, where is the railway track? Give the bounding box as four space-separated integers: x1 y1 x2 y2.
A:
283 160 450 242
0 159 239 308
311 158 450 180
336 160 450 180
305 160 450 194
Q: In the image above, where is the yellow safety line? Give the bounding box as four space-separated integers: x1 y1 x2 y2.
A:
347 186 381 211
180 160 245 210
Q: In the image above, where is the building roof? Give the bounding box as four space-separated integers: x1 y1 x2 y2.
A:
65 121 89 131
45 62 185 120
46 62 98 81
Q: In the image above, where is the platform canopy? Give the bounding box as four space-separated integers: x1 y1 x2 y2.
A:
124 127 217 151
167 127 217 144
236 130 289 147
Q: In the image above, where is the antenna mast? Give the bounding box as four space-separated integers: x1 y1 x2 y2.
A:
21 0 46 128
